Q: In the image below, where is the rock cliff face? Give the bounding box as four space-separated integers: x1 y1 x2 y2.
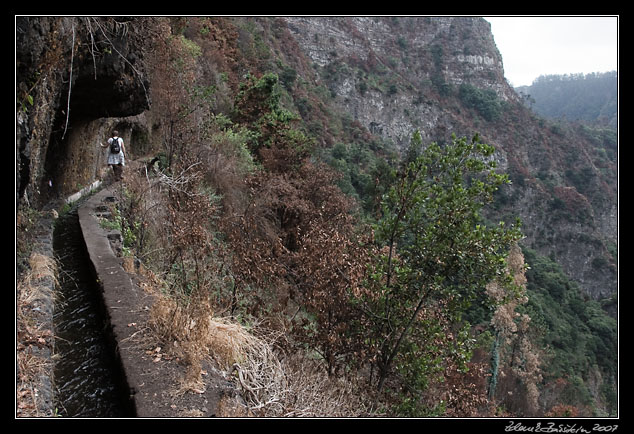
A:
281 16 616 300
284 17 517 148
16 17 150 208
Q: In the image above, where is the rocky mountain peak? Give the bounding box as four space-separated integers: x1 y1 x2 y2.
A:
283 16 517 149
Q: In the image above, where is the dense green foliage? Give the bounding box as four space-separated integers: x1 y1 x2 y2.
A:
323 140 398 216
458 83 504 121
521 247 617 415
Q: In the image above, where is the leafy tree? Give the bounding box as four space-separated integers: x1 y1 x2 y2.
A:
356 134 523 411
402 129 423 168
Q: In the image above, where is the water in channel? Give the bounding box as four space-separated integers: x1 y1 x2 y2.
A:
53 208 128 417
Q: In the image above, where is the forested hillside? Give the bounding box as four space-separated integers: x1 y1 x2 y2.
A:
16 16 617 418
516 71 617 128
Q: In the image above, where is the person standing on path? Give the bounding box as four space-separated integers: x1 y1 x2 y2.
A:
100 130 126 182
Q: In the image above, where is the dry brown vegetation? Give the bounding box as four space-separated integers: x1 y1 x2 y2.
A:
101 22 384 414
114 124 377 417
16 252 58 417
103 19 521 417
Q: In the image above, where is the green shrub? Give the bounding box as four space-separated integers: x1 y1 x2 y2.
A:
459 83 502 121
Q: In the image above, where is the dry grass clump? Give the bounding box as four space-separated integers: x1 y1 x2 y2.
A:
147 293 213 393
17 253 58 302
147 290 286 406
211 320 376 417
147 288 374 417
274 355 376 417
16 252 58 417
209 317 287 414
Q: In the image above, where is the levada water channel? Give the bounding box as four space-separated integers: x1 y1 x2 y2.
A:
53 204 129 417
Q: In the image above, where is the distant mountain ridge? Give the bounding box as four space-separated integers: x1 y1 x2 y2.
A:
516 71 617 128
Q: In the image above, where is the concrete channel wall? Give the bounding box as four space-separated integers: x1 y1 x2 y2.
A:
76 185 226 418
77 186 144 416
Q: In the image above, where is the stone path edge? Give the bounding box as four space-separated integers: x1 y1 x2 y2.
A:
76 184 229 418
77 185 147 417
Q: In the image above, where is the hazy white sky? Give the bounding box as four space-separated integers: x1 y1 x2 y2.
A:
484 16 618 87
